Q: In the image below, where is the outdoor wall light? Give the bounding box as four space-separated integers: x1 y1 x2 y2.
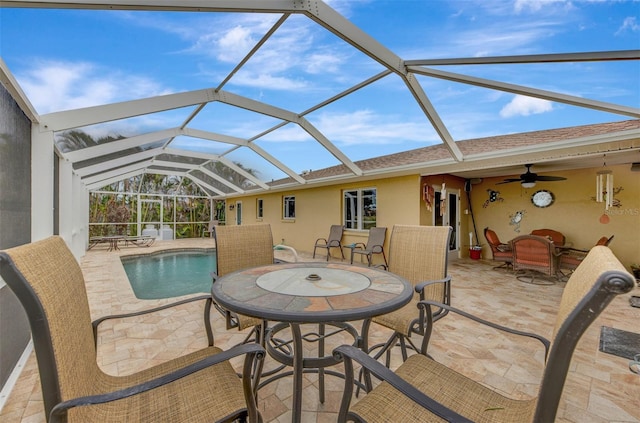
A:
229 204 235 210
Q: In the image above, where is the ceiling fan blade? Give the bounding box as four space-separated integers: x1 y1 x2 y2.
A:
496 179 521 184
536 175 567 181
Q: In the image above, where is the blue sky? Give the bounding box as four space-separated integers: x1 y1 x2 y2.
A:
1 0 639 182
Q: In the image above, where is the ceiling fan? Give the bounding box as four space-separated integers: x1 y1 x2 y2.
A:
497 164 567 188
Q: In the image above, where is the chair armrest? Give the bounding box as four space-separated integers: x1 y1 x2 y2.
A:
314 237 328 246
49 343 265 423
333 345 472 423
92 294 212 345
418 300 550 358
415 276 451 295
370 244 384 253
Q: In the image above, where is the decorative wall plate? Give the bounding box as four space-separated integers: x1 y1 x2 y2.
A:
531 190 554 208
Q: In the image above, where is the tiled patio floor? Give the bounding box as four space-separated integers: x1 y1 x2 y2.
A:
2 239 639 422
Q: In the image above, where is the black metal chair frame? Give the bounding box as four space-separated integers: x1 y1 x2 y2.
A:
313 224 345 261
350 226 388 268
0 238 264 423
334 246 635 422
358 225 452 392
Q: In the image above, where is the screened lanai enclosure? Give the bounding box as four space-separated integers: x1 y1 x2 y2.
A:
88 190 221 239
1 2 640 419
0 0 638 256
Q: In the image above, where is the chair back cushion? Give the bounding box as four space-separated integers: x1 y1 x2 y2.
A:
366 227 387 249
511 235 555 274
531 228 565 245
214 224 274 277
482 228 512 263
536 246 634 421
0 237 101 415
327 225 344 243
387 225 451 300
484 227 501 248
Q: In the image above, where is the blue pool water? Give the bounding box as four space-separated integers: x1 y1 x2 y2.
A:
122 250 216 299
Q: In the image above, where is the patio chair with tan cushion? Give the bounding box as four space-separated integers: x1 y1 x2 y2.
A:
511 234 563 284
334 245 635 423
350 226 388 268
207 223 297 346
483 227 513 270
361 225 452 368
0 236 264 423
313 224 345 261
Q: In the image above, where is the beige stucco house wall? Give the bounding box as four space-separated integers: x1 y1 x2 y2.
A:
468 163 639 267
227 175 421 267
225 163 639 270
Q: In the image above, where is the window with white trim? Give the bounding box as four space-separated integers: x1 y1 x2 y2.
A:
343 188 376 230
256 198 263 218
283 195 295 219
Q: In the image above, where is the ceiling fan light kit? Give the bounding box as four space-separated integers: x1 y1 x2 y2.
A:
497 164 567 187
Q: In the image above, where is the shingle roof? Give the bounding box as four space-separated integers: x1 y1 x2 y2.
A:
266 119 640 187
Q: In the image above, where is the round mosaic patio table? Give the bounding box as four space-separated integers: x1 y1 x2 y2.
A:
211 261 412 423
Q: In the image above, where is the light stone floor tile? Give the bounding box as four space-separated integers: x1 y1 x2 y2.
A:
1 238 639 422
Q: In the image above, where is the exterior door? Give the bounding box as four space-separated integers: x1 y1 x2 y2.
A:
433 187 460 260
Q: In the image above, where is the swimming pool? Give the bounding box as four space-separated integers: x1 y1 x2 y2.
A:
121 249 216 299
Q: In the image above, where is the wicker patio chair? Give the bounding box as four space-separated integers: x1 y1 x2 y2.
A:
511 234 563 284
559 235 614 276
313 224 345 261
483 227 513 270
530 228 566 245
334 246 635 423
350 226 388 268
360 225 452 370
0 236 264 423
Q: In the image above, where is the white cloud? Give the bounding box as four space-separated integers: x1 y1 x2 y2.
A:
305 52 343 74
254 109 437 146
231 71 308 90
616 16 640 35
139 9 351 92
452 21 562 56
214 26 256 63
315 110 438 146
513 0 577 14
500 95 553 117
17 59 171 114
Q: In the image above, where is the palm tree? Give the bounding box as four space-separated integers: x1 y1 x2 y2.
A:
210 161 260 189
55 130 98 152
